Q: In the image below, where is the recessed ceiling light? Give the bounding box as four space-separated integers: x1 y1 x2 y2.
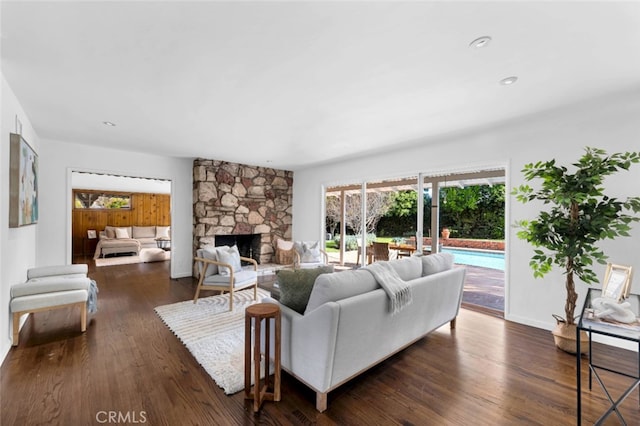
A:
500 76 518 86
102 121 116 127
469 36 492 49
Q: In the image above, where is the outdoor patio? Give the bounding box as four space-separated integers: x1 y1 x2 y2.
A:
327 250 505 314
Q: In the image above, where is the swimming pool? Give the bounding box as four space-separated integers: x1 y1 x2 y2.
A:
442 248 505 271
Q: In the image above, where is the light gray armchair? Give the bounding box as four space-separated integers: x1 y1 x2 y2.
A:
194 246 258 310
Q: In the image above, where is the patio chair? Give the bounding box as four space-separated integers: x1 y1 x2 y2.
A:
372 242 390 262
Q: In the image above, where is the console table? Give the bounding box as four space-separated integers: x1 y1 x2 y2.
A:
577 288 640 425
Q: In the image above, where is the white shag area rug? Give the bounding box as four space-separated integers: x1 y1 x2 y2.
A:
95 249 170 267
154 288 272 395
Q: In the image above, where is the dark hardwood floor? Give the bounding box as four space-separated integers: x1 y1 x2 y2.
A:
2 259 639 425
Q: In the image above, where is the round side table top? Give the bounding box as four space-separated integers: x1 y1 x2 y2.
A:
246 303 280 317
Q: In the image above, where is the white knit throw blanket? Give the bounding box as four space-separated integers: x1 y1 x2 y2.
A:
365 261 413 314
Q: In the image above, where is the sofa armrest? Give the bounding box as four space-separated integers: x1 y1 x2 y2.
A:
280 301 340 393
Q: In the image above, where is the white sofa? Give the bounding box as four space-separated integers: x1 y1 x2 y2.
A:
267 253 465 412
94 225 170 258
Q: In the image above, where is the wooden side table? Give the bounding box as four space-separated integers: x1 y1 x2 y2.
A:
244 303 281 412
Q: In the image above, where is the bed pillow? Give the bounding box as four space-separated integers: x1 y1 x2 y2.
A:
216 245 242 276
277 266 334 314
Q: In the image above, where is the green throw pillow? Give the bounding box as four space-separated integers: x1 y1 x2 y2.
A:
277 266 334 314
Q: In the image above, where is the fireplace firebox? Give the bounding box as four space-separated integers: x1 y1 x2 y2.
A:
214 234 261 264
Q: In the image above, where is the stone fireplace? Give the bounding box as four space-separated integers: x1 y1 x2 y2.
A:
193 159 293 265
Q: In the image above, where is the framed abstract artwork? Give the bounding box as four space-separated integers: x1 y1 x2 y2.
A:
9 133 39 227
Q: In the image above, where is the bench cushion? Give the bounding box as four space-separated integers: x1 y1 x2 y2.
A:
11 276 91 298
11 289 88 312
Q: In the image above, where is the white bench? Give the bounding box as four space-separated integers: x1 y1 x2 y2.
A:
10 264 93 346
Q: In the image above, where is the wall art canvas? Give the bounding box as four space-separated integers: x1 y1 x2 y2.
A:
9 133 39 227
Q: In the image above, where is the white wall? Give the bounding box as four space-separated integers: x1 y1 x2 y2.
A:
293 88 640 335
38 140 193 279
1 74 41 360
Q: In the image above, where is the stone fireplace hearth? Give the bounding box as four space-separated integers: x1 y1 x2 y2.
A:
193 159 293 265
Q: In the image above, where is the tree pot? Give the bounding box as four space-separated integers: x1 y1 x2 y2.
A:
551 322 588 355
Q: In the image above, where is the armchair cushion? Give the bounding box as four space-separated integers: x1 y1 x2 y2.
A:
203 270 258 287
216 245 242 275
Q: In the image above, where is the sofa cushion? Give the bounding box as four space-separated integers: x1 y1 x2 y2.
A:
421 253 454 276
277 266 334 314
132 226 156 239
216 245 242 276
388 256 423 281
305 269 380 314
156 226 170 239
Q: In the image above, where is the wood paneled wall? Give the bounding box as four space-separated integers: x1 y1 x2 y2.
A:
72 190 171 256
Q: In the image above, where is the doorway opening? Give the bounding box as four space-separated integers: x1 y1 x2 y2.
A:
324 168 506 316
70 171 172 269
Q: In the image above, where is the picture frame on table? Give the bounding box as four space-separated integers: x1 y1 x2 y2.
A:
602 263 633 302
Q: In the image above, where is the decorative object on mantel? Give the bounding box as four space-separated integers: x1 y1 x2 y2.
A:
9 133 38 227
512 147 640 354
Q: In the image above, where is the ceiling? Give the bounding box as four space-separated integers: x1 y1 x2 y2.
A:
2 1 640 171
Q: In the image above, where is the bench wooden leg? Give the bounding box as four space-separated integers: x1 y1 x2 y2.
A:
12 312 24 346
80 302 87 332
450 317 457 329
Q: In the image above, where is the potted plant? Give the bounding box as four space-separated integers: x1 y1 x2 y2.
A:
441 227 451 239
512 147 640 353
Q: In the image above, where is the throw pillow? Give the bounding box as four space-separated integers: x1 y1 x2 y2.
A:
199 247 219 276
277 265 334 314
277 239 294 251
275 240 295 265
105 226 116 239
115 227 129 239
216 245 242 276
299 241 322 263
301 243 322 263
